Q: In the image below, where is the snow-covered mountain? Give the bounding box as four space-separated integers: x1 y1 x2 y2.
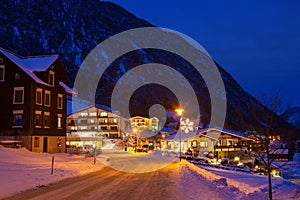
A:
0 0 299 139
281 107 300 129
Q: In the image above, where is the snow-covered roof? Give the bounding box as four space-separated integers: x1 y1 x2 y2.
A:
162 131 198 141
166 121 179 127
0 47 58 86
269 149 289 155
59 82 76 95
205 127 250 140
161 127 171 133
67 97 118 116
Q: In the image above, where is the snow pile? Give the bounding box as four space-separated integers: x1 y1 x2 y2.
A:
0 146 104 199
183 161 300 199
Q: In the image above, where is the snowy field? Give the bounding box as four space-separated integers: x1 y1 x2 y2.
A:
0 146 299 199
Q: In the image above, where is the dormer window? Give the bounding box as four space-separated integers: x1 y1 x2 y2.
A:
49 70 55 86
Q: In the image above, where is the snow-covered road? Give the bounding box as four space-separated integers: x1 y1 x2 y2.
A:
5 162 234 200
1 147 299 200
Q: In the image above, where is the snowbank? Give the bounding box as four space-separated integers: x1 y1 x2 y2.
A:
0 146 104 199
183 160 300 199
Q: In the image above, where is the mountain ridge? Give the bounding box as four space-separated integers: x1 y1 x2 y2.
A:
0 0 299 140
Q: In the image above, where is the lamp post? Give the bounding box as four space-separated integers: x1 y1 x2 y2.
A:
175 108 184 162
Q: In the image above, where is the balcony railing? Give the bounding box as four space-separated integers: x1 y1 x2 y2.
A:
214 144 248 149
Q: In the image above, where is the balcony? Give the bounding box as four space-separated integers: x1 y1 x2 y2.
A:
214 143 249 150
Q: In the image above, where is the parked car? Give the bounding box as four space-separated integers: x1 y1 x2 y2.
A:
136 144 149 153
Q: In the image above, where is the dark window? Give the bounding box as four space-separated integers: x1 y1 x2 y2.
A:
36 88 42 105
49 71 54 86
80 119 88 124
34 137 39 147
15 73 20 79
13 113 23 127
0 65 4 82
35 111 42 127
110 126 118 131
45 91 50 106
44 112 50 128
14 87 24 104
57 94 63 109
69 119 76 126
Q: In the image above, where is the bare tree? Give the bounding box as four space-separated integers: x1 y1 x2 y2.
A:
249 91 283 200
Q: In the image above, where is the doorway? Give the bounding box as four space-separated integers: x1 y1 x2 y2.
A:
43 137 48 152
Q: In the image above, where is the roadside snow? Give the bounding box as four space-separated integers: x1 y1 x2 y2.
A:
192 163 300 199
1 146 299 200
0 146 104 199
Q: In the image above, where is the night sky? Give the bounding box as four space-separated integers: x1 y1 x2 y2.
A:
109 0 300 109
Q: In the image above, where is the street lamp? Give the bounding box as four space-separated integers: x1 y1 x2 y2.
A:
175 108 184 162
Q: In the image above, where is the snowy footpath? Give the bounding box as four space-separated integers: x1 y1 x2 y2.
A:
0 146 299 200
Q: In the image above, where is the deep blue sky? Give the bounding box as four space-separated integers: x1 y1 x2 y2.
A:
110 0 300 108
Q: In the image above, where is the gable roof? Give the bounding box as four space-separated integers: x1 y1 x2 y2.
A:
197 127 252 140
0 47 58 86
67 97 119 116
59 82 76 95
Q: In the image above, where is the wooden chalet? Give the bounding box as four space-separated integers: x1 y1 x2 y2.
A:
0 47 73 153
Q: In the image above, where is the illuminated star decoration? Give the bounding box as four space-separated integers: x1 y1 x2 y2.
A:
180 118 194 133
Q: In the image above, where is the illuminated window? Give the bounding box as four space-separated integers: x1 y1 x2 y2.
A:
44 112 50 128
100 112 107 117
0 65 5 82
200 141 208 148
57 114 62 129
49 70 55 86
79 126 88 130
36 88 43 105
90 112 97 117
227 139 233 146
44 90 51 107
80 112 88 117
57 94 63 109
192 140 197 148
13 87 24 104
13 110 23 128
35 110 42 128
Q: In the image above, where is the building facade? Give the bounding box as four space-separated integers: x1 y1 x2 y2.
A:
128 116 159 132
66 105 126 148
161 128 253 160
0 47 73 153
